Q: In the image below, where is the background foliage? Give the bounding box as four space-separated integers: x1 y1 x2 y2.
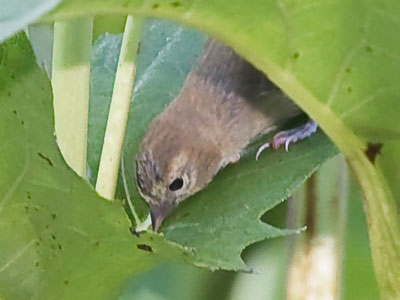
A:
0 15 335 300
1 0 399 298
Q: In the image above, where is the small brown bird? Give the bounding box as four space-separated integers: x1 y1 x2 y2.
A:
136 38 317 231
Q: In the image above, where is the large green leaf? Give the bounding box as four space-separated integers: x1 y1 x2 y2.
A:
0 33 190 300
87 18 337 270
44 1 400 297
0 0 61 42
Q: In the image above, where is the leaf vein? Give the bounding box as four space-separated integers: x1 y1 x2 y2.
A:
0 149 30 216
0 239 36 274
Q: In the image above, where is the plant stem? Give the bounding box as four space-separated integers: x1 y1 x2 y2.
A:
286 157 348 300
304 173 317 248
333 156 349 300
52 17 93 177
95 16 143 200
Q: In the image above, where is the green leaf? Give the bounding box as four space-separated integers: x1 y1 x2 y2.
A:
87 19 337 270
0 0 61 42
44 1 400 297
0 33 190 300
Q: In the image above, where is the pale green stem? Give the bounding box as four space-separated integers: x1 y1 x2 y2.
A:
96 16 143 200
52 17 93 177
334 156 349 300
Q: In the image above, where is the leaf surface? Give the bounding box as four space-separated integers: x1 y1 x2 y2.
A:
0 33 189 300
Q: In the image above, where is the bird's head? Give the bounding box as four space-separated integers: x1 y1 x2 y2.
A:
136 108 226 231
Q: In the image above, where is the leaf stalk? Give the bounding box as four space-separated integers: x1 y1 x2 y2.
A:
52 17 93 177
96 16 143 200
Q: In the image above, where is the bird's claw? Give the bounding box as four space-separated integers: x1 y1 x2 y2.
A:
255 119 318 160
255 142 270 160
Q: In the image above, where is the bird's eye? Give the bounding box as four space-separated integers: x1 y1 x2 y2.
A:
169 178 184 191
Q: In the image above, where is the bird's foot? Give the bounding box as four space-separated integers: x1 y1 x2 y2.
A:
256 119 318 160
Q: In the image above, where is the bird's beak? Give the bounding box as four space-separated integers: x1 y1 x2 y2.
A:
150 202 175 231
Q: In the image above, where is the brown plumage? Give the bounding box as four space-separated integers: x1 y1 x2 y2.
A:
136 38 302 230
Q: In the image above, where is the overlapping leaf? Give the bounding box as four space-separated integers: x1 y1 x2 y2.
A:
0 0 60 42
0 33 190 300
